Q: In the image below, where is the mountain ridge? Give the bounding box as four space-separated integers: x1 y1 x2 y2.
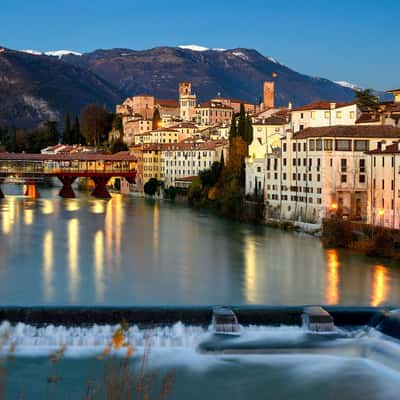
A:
0 45 391 128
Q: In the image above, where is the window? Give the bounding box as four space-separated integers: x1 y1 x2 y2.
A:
349 111 355 119
303 142 307 152
382 179 385 190
341 174 347 183
283 158 287 166
359 174 366 183
324 139 333 151
324 111 330 119
336 140 352 151
283 143 287 152
355 140 368 151
317 174 320 182
382 157 385 167
309 140 315 151
293 143 297 152
283 173 287 180
336 111 342 119
311 111 316 120
256 167 261 173
341 159 347 172
300 113 304 119
316 139 322 151
356 160 365 175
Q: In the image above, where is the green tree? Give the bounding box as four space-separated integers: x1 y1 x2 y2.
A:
110 139 128 154
144 178 159 196
152 108 161 130
228 113 237 144
354 89 380 111
80 104 113 146
112 114 124 140
244 113 253 145
63 112 72 144
220 151 225 168
237 103 246 140
72 116 84 144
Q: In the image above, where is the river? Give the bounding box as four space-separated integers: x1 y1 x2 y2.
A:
0 185 399 307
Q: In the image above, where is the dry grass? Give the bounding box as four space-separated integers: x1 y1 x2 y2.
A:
0 322 176 400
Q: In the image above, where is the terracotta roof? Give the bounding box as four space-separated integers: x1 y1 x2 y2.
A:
175 176 197 182
198 101 233 109
151 128 179 132
293 125 400 139
292 101 355 112
155 98 179 108
143 140 227 152
367 142 400 154
356 113 381 124
0 152 137 162
253 116 287 125
387 88 400 93
170 122 198 129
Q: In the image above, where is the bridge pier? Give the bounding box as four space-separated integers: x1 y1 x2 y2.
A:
57 176 76 198
24 183 40 199
91 177 111 199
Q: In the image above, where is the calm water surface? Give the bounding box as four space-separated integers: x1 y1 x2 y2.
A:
0 185 399 306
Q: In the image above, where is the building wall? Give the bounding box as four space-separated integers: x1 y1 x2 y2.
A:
291 104 359 133
264 136 389 224
368 148 400 228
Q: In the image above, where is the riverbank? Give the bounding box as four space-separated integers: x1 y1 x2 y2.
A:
322 218 400 259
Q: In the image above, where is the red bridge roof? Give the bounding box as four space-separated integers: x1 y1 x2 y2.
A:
0 152 137 162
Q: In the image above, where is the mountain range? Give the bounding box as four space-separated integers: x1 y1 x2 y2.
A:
0 45 391 128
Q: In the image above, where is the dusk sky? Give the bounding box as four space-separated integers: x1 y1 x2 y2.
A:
2 0 399 90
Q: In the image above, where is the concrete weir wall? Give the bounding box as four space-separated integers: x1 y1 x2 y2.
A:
0 306 389 327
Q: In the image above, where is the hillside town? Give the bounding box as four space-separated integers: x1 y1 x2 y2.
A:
111 80 400 230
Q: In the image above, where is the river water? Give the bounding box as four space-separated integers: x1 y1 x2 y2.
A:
0 185 399 307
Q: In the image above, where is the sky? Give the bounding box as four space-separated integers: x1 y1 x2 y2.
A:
1 0 399 90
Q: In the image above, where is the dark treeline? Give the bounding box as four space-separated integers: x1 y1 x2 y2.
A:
0 103 128 153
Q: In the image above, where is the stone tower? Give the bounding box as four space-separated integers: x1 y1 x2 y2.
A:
263 81 275 109
179 82 197 121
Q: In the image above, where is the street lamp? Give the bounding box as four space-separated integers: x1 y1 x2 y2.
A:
378 208 384 227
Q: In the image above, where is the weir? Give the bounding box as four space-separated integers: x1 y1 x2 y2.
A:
0 306 388 326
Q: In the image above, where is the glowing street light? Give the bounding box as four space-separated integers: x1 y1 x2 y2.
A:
331 202 338 211
378 209 384 217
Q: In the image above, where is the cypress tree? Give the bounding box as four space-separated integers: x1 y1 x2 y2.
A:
228 113 237 144
237 103 246 140
72 116 82 144
220 150 225 167
63 112 71 144
244 113 253 145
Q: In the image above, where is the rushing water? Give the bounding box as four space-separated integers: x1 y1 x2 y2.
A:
0 185 400 306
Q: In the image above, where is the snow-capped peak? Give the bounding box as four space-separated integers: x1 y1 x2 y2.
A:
334 80 361 91
232 51 249 61
266 56 279 64
21 49 43 56
178 45 210 52
20 49 82 58
178 45 225 52
45 50 82 58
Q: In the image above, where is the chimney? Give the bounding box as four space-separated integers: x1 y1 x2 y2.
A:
288 101 293 110
330 102 336 110
263 81 275 109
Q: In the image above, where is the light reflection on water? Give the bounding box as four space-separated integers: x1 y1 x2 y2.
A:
0 185 399 306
